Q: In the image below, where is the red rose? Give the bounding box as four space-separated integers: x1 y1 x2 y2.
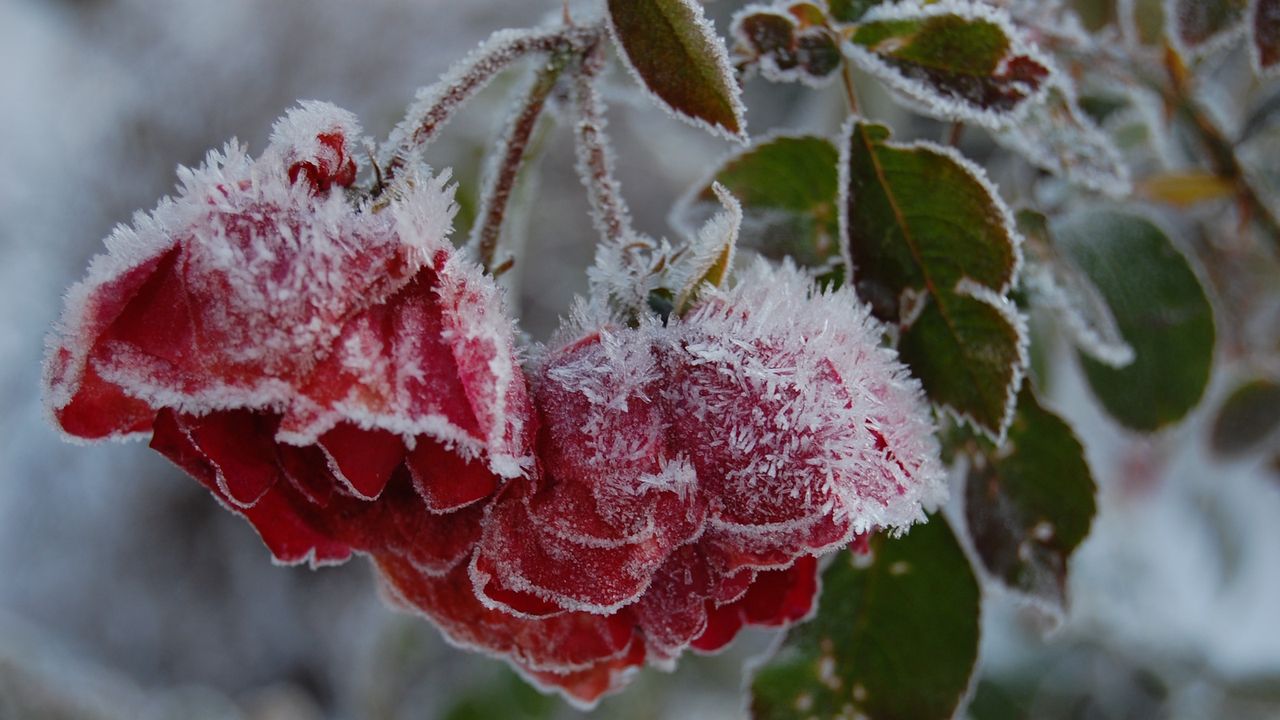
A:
44 102 533 568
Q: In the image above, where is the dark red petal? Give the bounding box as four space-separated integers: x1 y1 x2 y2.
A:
101 246 197 373
739 555 819 626
519 638 646 708
405 437 499 512
187 410 282 507
376 474 486 575
634 545 713 658
377 558 637 673
690 601 745 653
150 409 351 565
474 480 691 613
276 442 338 506
54 360 154 439
317 423 406 499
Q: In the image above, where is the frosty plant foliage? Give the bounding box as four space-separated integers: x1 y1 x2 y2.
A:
41 0 1279 715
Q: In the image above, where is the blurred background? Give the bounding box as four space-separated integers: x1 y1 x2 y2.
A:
1 0 1278 718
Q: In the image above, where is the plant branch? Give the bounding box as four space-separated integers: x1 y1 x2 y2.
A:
571 37 636 248
1162 47 1280 252
381 25 599 182
468 52 572 273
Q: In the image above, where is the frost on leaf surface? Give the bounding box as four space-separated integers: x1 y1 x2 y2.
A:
1167 0 1248 59
606 0 748 141
840 118 1027 440
44 102 535 568
844 1 1054 128
995 84 1132 197
730 3 843 87
1017 210 1134 368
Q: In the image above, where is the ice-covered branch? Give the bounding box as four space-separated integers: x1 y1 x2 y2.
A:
382 25 599 180
571 38 635 248
468 52 572 272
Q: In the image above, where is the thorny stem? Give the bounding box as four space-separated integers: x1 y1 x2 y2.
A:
470 51 573 273
572 37 637 249
1161 46 1280 252
380 25 599 184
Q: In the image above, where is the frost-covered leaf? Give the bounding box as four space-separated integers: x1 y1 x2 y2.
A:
442 669 557 720
1053 210 1215 432
607 0 747 141
1252 0 1280 74
750 517 981 720
1167 0 1248 58
731 5 843 85
996 85 1132 197
841 119 1026 440
965 387 1097 617
828 0 883 23
1017 210 1135 368
844 1 1053 127
1210 378 1280 456
672 183 742 312
681 134 840 268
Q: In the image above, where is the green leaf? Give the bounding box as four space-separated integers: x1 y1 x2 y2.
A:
844 4 1052 126
442 668 556 720
1052 210 1215 432
828 0 883 23
996 85 1132 197
1017 209 1134 369
1169 0 1248 56
607 0 746 140
1252 0 1280 74
684 134 840 268
750 517 981 720
1210 378 1280 456
965 387 1097 614
841 119 1026 439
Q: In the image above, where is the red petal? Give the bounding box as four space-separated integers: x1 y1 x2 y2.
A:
150 409 351 565
377 558 637 673
54 360 154 439
187 410 282 507
690 602 745 653
405 437 499 512
518 638 646 708
317 423 406 499
739 555 819 626
634 545 713 658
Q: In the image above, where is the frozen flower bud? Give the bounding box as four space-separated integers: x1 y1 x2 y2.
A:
44 102 534 567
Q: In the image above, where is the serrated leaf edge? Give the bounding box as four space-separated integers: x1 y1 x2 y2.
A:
606 0 750 143
838 116 1028 443
842 0 1057 128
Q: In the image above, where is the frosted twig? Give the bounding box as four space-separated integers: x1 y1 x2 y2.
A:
1161 46 1280 251
469 52 573 272
572 38 637 251
382 26 598 180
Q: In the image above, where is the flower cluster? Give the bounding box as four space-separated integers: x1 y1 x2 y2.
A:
45 103 944 707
